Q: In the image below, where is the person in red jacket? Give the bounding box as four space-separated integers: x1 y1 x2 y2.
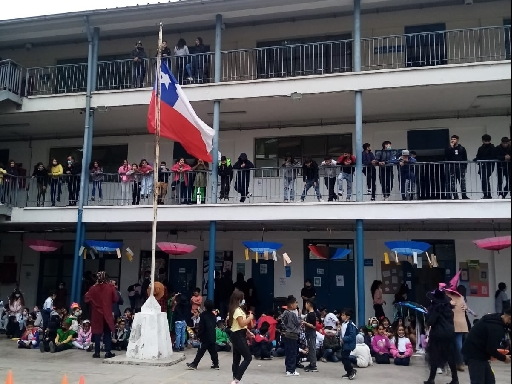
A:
336 153 356 201
85 271 119 359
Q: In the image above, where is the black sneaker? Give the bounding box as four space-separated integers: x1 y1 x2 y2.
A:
187 363 197 370
304 366 318 372
92 353 101 358
348 369 357 380
296 362 305 369
342 374 350 379
211 364 220 370
49 341 56 353
39 342 45 353
105 352 116 359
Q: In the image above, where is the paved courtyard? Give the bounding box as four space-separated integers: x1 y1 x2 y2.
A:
0 338 510 384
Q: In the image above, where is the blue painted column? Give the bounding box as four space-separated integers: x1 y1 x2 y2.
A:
71 19 99 304
354 0 365 324
208 14 222 301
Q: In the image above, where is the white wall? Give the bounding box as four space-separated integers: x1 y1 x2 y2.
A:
1 229 509 323
1 116 510 176
1 1 509 68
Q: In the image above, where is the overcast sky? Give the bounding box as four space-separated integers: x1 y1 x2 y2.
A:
1 0 176 21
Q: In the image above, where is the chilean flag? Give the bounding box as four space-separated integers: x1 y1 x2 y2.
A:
147 63 215 162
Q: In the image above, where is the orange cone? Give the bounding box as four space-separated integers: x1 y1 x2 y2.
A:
78 376 85 384
61 375 68 384
5 371 13 384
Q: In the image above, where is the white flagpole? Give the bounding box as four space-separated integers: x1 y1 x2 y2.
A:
150 22 163 299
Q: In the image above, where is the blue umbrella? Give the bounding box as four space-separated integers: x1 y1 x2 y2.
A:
385 241 431 256
395 301 428 314
85 240 123 252
331 248 351 260
242 241 283 253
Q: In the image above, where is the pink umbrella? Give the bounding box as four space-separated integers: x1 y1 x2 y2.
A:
157 242 196 256
473 236 511 252
25 239 63 252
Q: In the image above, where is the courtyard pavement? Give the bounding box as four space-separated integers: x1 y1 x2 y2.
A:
0 338 510 384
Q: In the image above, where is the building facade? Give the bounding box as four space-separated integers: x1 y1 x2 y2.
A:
0 0 510 323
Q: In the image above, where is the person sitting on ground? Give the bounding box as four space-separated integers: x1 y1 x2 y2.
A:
112 318 130 351
372 324 391 364
321 326 341 362
350 333 373 368
216 319 232 352
73 319 92 351
390 325 413 366
251 321 273 360
187 300 220 370
41 317 75 353
17 321 39 349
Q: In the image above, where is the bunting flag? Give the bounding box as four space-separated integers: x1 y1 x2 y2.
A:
384 252 390 265
244 248 249 261
126 248 134 262
413 251 418 265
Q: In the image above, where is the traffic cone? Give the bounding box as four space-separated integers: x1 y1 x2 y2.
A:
61 375 68 384
5 371 13 384
78 376 85 384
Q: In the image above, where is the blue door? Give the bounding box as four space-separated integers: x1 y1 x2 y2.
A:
169 259 197 300
251 259 274 315
304 241 356 321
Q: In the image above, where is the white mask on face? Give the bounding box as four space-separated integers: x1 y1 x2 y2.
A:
240 300 245 307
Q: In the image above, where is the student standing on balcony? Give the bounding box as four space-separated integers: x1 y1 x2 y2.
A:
160 40 172 68
300 157 322 202
337 152 356 202
48 158 63 207
496 136 511 199
129 163 142 206
157 161 170 205
90 161 103 203
321 157 338 202
31 162 48 207
186 37 206 83
233 153 254 203
192 159 208 204
174 38 190 84
376 141 397 201
5 160 19 205
362 143 378 201
139 159 153 202
398 150 417 201
172 158 192 205
218 156 233 201
445 135 469 200
65 156 81 206
282 154 300 203
0 163 5 205
131 41 147 88
118 160 132 206
474 134 496 199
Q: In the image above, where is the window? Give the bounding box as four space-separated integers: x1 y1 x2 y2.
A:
254 134 352 175
505 19 511 60
256 34 352 78
405 23 447 67
407 129 449 161
48 144 128 174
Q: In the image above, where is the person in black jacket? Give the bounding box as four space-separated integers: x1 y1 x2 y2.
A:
187 300 220 370
218 156 233 201
300 157 322 202
474 134 497 199
462 309 511 384
424 289 459 384
376 141 398 201
233 153 254 203
32 162 48 207
65 156 81 206
445 135 469 200
157 161 170 205
5 159 19 205
496 137 511 198
131 41 147 88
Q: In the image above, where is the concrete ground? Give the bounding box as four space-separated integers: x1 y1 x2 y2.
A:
0 338 510 384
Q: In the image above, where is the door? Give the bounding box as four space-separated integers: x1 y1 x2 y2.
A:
405 23 447 67
303 240 356 320
37 254 74 307
251 259 274 315
169 259 197 299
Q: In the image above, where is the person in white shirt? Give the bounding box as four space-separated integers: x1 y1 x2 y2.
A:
350 333 373 367
42 291 57 332
320 158 338 202
321 308 339 329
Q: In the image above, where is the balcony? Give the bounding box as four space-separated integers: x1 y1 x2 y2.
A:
2 161 510 209
0 59 23 104
19 25 511 97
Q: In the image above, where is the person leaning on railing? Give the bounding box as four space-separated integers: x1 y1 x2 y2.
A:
48 158 63 206
4 159 19 205
0 163 6 205
192 159 209 205
444 135 469 200
131 41 147 88
474 134 497 200
496 136 511 199
31 162 49 207
218 156 233 201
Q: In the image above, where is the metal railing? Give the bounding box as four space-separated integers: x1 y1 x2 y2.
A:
0 59 23 96
1 161 509 209
21 25 510 96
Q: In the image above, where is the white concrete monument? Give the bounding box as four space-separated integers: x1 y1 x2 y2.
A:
126 295 172 360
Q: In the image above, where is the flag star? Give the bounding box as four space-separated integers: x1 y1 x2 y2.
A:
160 72 171 89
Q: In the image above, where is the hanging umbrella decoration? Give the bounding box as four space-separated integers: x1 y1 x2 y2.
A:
157 242 197 256
308 245 351 260
384 241 436 267
80 240 124 260
25 239 63 252
308 245 329 259
473 235 511 252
